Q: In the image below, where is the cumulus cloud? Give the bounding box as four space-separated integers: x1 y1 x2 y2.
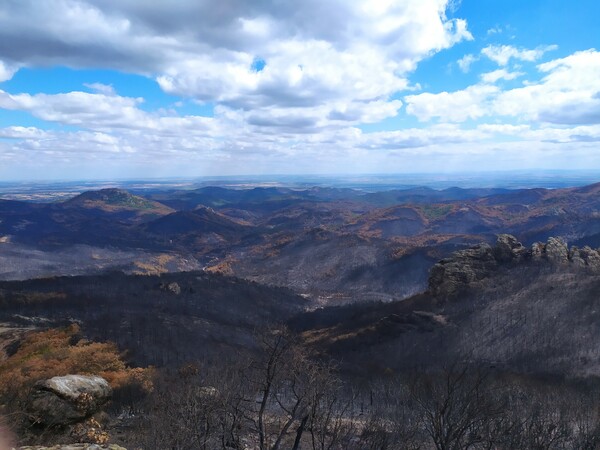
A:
480 69 524 83
0 89 226 138
0 60 18 82
0 90 146 128
494 49 600 124
357 124 487 150
457 54 478 73
406 49 600 125
481 44 558 66
405 84 499 122
0 126 48 139
0 0 472 128
0 1 598 176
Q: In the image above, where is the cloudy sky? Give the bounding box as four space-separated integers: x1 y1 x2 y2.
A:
0 0 599 180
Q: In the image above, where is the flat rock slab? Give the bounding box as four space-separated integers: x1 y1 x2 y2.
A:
40 375 110 402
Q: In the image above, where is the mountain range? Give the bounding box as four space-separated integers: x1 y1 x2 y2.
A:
2 182 600 302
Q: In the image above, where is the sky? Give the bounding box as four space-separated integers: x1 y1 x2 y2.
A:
0 0 599 181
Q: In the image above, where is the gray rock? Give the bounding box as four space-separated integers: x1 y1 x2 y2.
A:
27 375 112 426
429 234 600 298
569 246 587 268
530 242 545 260
167 282 181 294
494 234 527 262
428 243 497 297
545 237 569 264
579 246 600 269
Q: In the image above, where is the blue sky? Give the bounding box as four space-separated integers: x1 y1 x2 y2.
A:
0 0 599 180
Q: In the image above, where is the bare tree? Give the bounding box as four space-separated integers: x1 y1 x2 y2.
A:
245 328 325 450
409 365 502 450
307 374 357 450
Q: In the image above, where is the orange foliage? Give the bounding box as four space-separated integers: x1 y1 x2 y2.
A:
71 417 109 444
205 259 234 275
0 324 152 404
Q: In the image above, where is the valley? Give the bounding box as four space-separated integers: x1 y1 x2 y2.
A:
2 180 600 448
2 181 600 303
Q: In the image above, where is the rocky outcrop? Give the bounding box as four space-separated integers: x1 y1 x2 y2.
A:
429 235 600 297
429 243 498 297
493 234 527 262
545 237 569 264
27 375 112 426
160 281 181 295
570 246 600 268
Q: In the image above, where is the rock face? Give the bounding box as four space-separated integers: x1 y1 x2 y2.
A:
545 237 569 264
27 375 112 426
429 244 498 297
493 234 527 262
429 235 600 297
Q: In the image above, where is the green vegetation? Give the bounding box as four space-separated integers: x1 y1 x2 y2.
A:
102 191 156 210
419 204 453 219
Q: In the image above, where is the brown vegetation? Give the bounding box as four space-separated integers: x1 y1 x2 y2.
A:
0 325 152 427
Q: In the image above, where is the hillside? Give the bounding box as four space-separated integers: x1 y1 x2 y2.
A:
2 182 600 303
5 235 600 378
0 271 306 367
63 188 174 221
3 235 600 449
291 235 600 377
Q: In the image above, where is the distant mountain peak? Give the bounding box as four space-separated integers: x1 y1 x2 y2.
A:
67 188 140 203
65 188 172 213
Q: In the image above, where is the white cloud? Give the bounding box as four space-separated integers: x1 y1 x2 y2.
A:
480 69 524 83
0 2 599 177
0 60 18 82
358 124 487 150
83 83 116 95
0 0 472 129
0 90 146 128
0 89 224 141
494 49 600 124
0 126 48 139
482 44 557 66
457 54 478 73
405 84 499 122
406 49 600 126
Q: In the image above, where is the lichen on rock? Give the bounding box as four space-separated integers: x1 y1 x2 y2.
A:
26 375 112 426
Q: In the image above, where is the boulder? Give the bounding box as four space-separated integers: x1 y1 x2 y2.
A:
27 375 112 426
494 234 527 262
